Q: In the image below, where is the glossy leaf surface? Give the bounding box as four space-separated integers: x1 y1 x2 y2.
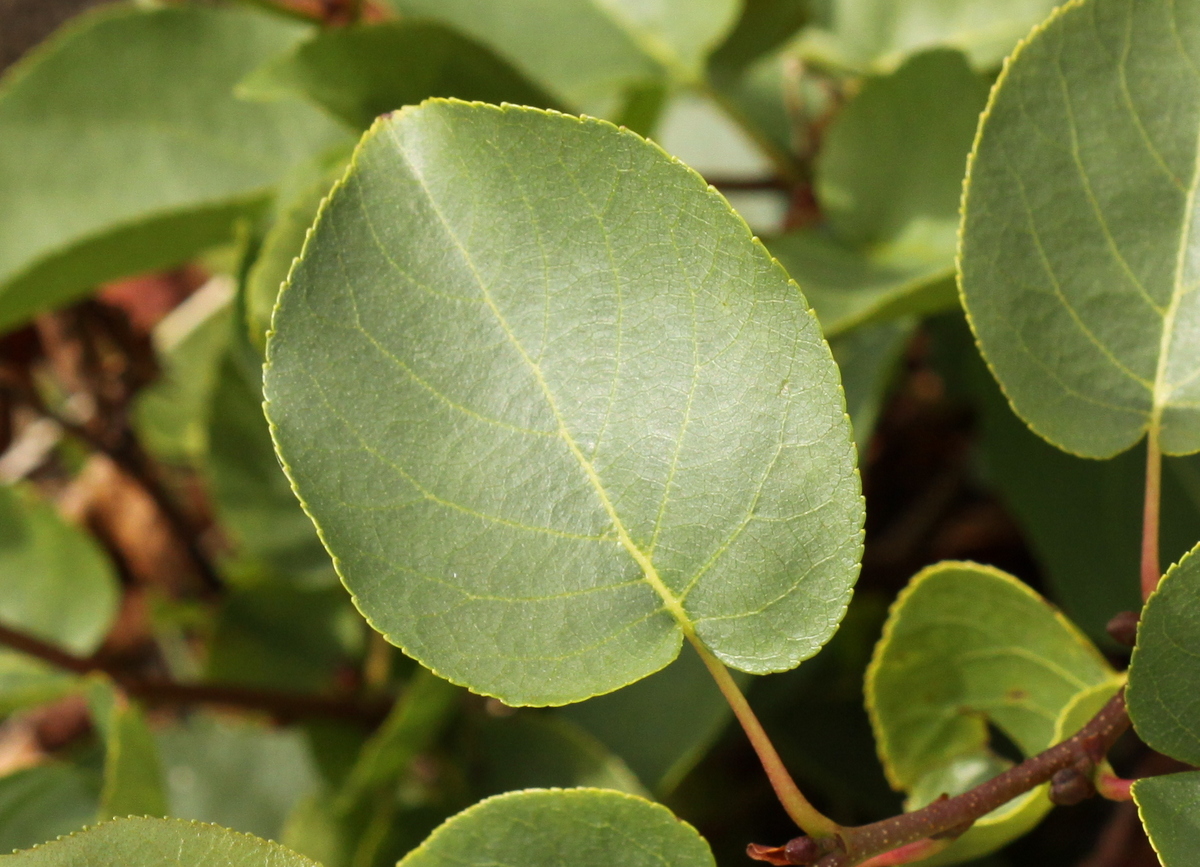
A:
0 483 119 655
265 101 863 705
399 789 714 867
0 817 319 867
0 4 347 330
960 0 1200 458
1128 542 1200 764
243 22 558 130
868 561 1116 863
1134 771 1200 867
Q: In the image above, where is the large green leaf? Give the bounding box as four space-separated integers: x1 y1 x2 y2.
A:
399 789 714 867
242 22 560 131
1128 542 1200 764
0 484 119 655
265 101 863 706
0 4 348 330
794 0 1060 72
960 0 1200 459
385 0 739 105
867 561 1118 863
771 49 985 336
0 817 319 867
1134 771 1200 867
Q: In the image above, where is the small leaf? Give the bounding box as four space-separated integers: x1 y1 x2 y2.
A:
89 689 168 820
0 483 119 655
156 714 321 841
960 0 1200 458
1134 771 1200 867
794 0 1060 73
265 101 863 706
0 764 99 854
1128 542 1200 765
0 4 348 329
399 789 714 867
385 0 739 102
867 561 1117 863
0 816 319 867
0 653 79 719
242 22 560 130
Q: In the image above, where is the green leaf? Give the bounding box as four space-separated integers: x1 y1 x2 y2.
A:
794 0 1060 73
399 789 714 867
831 318 915 448
1128 542 1200 764
867 561 1118 863
156 715 321 841
0 653 79 718
207 354 335 586
959 0 1200 459
385 0 739 104
1134 771 1200 867
134 278 235 465
472 714 648 798
90 689 168 820
0 816 319 867
264 101 863 706
0 483 119 655
560 642 739 795
0 764 99 854
0 4 348 330
241 22 560 131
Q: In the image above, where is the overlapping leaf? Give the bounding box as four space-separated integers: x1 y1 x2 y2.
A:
399 789 714 867
867 561 1118 864
0 4 348 330
265 101 863 706
1134 771 1200 867
960 0 1200 458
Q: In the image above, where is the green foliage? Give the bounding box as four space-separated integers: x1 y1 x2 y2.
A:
1134 771 1200 867
398 789 714 867
1128 542 1200 764
265 101 863 705
960 0 1200 458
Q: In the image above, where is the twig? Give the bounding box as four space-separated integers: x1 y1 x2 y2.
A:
0 621 387 725
749 691 1132 866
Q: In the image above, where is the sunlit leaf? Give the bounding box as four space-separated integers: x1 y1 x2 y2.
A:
265 100 863 706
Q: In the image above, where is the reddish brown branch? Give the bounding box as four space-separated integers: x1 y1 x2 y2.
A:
750 691 1132 867
0 621 387 725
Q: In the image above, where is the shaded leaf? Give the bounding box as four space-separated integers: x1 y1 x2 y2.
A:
242 22 560 131
264 101 863 706
959 0 1200 458
0 483 119 655
0 653 80 718
0 764 99 854
1128 542 1200 765
384 0 739 104
398 789 714 867
0 816 319 867
156 715 321 841
0 4 348 329
867 561 1117 863
89 688 168 820
794 0 1059 72
1133 770 1200 867
831 318 915 448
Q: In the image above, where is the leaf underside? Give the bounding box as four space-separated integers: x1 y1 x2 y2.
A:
265 100 863 706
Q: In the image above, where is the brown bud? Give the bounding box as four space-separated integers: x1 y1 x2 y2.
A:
746 837 822 866
1106 610 1140 647
1050 765 1095 805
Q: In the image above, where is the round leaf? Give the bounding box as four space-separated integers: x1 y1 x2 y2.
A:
0 817 318 867
960 0 1200 458
1128 541 1200 764
265 100 863 705
1133 771 1200 867
399 789 714 867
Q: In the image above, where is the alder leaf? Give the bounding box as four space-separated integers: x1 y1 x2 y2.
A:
265 100 863 706
960 0 1200 458
384 0 739 104
1128 541 1200 764
0 4 348 331
241 22 560 130
867 561 1117 864
0 817 319 867
399 789 714 867
1133 771 1200 867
